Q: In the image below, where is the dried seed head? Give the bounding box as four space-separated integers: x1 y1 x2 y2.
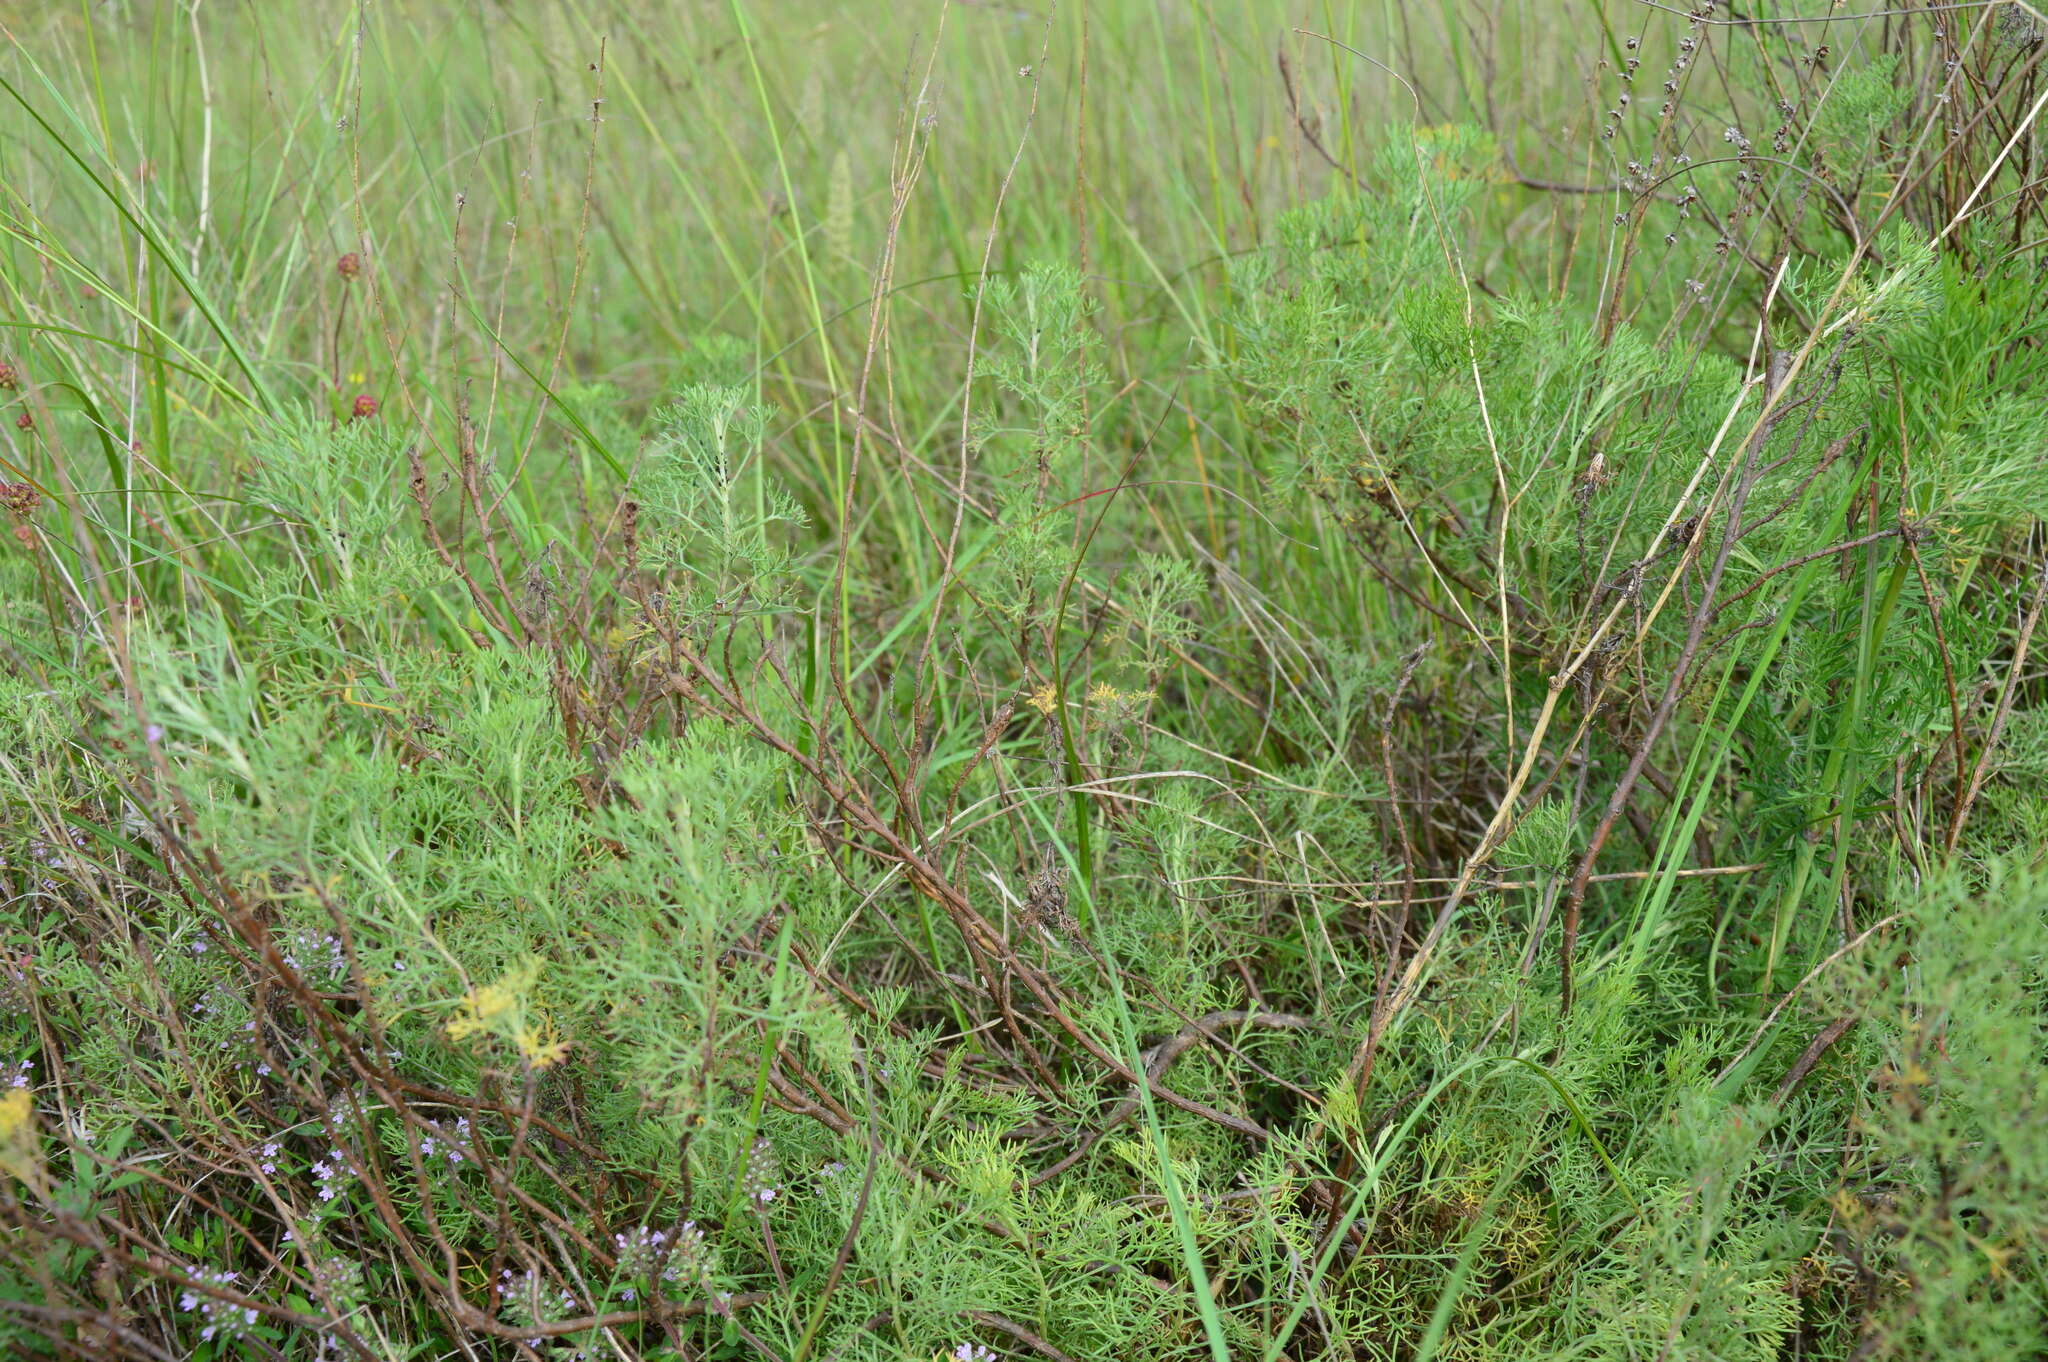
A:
0 482 39 516
0 362 16 390
1023 847 1077 941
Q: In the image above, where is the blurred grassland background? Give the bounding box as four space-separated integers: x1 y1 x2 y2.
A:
0 0 1585 506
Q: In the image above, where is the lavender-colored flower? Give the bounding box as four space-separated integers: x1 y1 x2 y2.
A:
743 1137 780 1205
952 1344 999 1362
311 1149 350 1202
177 1267 258 1343
6 1060 29 1089
281 928 347 983
310 1255 364 1305
418 1116 470 1164
612 1225 668 1277
324 1090 365 1135
498 1265 577 1342
0 954 30 1019
610 1221 710 1300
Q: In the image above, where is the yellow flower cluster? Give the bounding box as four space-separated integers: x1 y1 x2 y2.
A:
1086 681 1154 707
0 1088 41 1192
0 1087 31 1142
446 957 572 1069
1025 680 1156 714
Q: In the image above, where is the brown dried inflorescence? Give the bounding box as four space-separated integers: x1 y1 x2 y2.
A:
337 252 364 281
0 481 40 516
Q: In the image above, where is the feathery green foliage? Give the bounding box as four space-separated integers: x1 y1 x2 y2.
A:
2 3 2047 1360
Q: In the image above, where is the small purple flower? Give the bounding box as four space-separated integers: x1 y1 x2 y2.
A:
743 1137 780 1205
498 1265 577 1339
281 928 348 983
418 1116 469 1165
610 1221 709 1299
953 1345 998 1362
311 1149 350 1202
177 1267 256 1343
145 723 165 744
6 1060 29 1090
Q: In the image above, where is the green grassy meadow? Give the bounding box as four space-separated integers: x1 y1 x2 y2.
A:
3 1 2048 1358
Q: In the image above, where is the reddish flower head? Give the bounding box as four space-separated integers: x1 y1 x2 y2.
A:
337 252 363 281
13 411 31 431
350 394 379 421
0 362 17 390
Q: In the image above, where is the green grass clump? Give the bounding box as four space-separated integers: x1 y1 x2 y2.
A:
3 3 2048 1359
